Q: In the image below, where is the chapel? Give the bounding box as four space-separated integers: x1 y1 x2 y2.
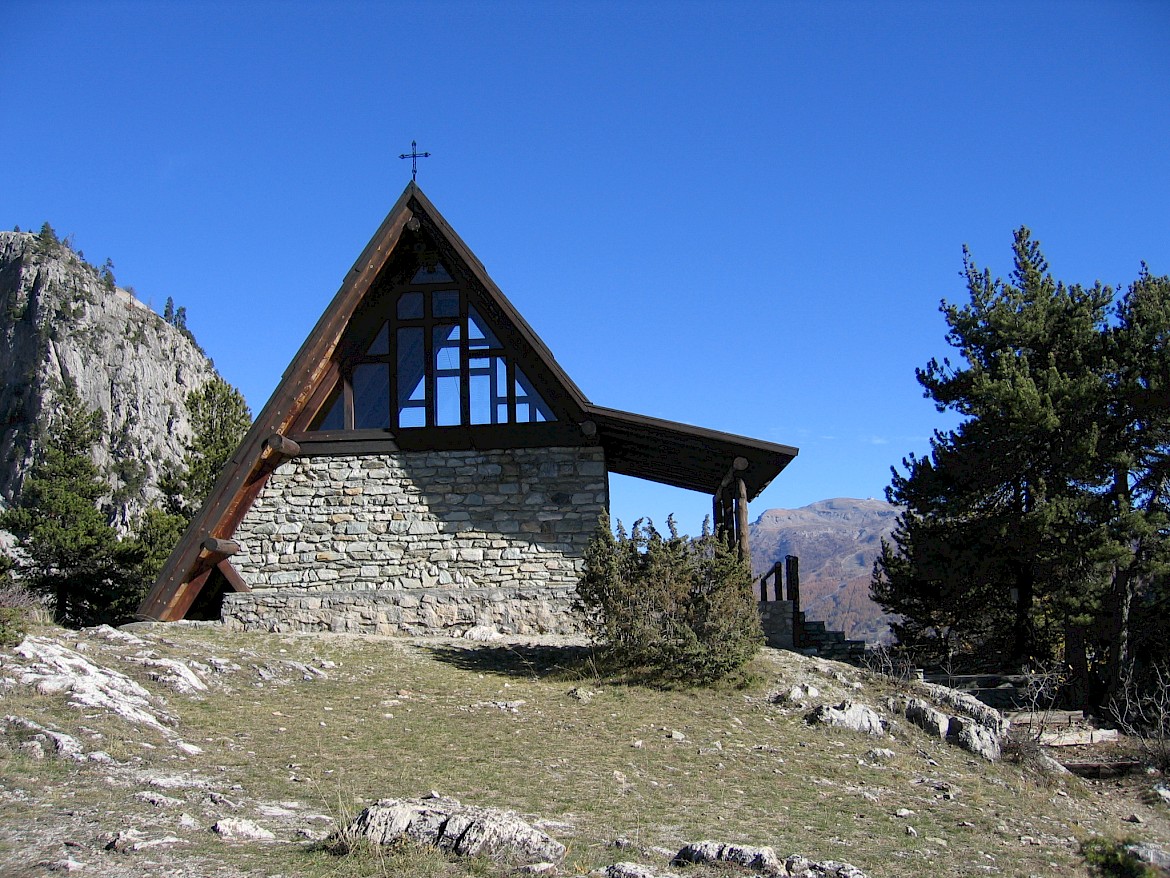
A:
139 183 799 634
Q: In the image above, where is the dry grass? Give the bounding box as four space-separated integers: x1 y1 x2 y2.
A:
1 623 1167 877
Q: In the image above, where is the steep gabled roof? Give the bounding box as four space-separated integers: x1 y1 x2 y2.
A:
138 183 797 620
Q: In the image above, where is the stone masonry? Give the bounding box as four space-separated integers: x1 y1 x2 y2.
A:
223 446 607 635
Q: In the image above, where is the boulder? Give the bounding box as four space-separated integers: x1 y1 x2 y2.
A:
917 681 1009 736
784 855 871 877
947 716 1001 761
336 795 565 864
904 698 949 739
673 840 784 875
806 700 887 737
1126 842 1170 871
598 863 682 878
212 818 276 841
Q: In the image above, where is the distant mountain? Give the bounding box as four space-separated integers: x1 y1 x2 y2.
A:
749 498 900 644
0 229 221 526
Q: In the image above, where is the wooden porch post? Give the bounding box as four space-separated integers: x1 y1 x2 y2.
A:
735 477 751 567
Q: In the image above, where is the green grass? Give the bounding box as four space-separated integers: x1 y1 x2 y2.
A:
1 623 1168 877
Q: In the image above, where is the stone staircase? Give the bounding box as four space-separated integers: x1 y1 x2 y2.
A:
796 616 867 662
756 556 867 662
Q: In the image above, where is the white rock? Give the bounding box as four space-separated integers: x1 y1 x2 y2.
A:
212 817 275 841
338 795 565 863
463 625 503 641
806 700 888 737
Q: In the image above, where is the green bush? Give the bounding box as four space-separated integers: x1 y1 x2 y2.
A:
576 511 762 685
1081 838 1158 878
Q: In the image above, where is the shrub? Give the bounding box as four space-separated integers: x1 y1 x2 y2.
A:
576 511 762 684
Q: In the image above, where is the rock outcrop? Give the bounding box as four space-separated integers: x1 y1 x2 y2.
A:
0 230 221 526
336 794 566 864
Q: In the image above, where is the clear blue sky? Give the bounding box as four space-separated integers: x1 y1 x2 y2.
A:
3 1 1167 533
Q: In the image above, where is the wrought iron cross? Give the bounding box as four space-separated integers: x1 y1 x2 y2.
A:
399 140 431 182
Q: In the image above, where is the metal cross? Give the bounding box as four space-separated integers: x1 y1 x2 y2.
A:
399 140 431 182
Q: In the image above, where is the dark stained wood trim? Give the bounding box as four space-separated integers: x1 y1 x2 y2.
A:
216 559 250 593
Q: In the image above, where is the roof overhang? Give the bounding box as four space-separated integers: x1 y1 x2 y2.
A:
586 404 798 500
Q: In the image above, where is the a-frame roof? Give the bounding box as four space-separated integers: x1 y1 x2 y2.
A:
138 183 798 621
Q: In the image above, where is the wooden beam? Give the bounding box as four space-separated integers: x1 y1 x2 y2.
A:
263 433 302 457
201 537 241 556
216 559 250 593
735 477 751 567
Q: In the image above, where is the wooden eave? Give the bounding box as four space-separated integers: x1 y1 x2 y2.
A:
584 404 798 500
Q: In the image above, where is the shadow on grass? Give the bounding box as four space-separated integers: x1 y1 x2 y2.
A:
423 643 599 681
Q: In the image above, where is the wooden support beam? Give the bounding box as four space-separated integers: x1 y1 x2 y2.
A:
263 433 302 457
735 477 751 567
201 537 241 556
216 559 251 593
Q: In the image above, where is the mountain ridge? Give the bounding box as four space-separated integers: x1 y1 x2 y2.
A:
750 496 900 643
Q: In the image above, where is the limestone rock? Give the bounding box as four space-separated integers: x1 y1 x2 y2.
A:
0 230 221 524
904 698 949 739
806 700 888 737
1126 842 1170 870
598 864 682 878
211 817 275 841
336 795 565 864
784 855 871 877
673 840 784 875
917 681 1009 736
947 715 1001 761
12 636 175 731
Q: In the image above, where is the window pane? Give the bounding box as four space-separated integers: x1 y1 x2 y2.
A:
399 405 426 428
470 374 491 424
396 328 426 415
436 375 461 426
497 403 509 423
366 322 389 355
433 324 460 375
515 368 556 422
433 290 460 318
412 262 453 283
353 363 390 428
397 292 424 319
313 388 344 431
468 306 500 349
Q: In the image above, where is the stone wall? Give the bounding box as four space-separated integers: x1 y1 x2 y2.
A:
225 446 607 635
758 600 795 649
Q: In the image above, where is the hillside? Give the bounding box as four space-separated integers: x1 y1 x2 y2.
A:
750 499 900 644
1 622 1166 877
0 229 221 526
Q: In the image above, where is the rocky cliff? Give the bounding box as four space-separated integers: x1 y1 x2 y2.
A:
750 498 900 644
0 230 221 527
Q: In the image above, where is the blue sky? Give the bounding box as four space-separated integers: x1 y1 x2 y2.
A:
3 1 1167 533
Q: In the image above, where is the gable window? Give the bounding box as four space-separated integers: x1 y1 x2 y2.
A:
310 262 555 432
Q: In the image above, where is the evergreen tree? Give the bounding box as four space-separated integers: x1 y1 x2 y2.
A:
99 258 116 290
180 377 252 510
1 380 144 627
873 229 1169 700
577 513 761 684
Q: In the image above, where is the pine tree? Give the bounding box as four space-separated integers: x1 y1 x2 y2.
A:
873 229 1168 699
180 377 252 510
1 380 144 627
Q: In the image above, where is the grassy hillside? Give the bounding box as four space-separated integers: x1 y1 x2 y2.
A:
1 623 1166 877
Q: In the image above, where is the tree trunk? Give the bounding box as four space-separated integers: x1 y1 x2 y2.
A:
1104 563 1136 706
1011 562 1035 664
